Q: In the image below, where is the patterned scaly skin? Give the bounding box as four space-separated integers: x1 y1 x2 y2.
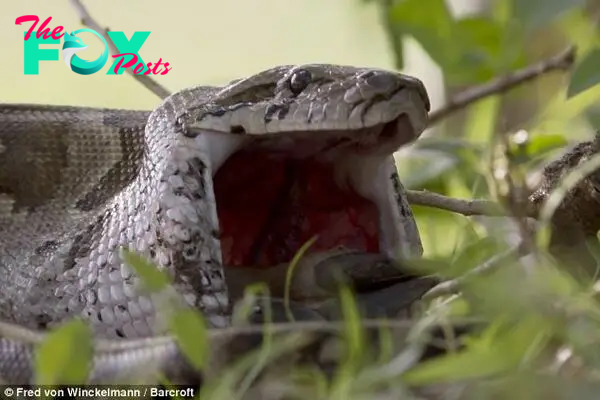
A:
0 65 430 344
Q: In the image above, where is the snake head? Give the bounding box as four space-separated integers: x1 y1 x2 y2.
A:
175 64 431 270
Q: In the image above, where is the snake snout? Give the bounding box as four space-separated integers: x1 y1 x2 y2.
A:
397 74 430 112
357 70 430 115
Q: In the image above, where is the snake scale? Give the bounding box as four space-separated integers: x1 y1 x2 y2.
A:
0 64 430 385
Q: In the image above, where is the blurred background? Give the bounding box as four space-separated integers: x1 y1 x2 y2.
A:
4 0 600 259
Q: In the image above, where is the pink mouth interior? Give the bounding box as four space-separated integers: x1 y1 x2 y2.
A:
214 148 380 268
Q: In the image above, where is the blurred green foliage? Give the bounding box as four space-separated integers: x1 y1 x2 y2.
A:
369 0 600 257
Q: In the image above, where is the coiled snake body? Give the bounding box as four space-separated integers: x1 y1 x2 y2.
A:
0 64 430 384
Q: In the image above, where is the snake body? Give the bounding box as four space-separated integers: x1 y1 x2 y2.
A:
0 64 430 383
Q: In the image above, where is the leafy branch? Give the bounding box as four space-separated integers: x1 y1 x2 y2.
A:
428 46 577 125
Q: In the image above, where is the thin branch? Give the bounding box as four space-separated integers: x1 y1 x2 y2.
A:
421 245 522 301
407 189 507 217
69 0 171 100
428 46 577 125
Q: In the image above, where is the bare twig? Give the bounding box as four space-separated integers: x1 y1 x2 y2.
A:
407 190 506 217
69 0 171 99
428 46 577 125
421 245 522 301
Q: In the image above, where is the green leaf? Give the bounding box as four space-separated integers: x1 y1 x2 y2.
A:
449 237 505 277
402 257 450 276
464 96 501 144
379 0 405 69
453 17 524 82
567 48 600 99
411 137 482 154
522 134 567 163
121 248 170 292
390 0 457 69
399 138 485 189
330 285 366 396
398 149 460 188
402 316 551 385
170 309 209 370
35 320 92 385
512 0 586 31
403 344 504 385
390 1 522 84
339 284 364 364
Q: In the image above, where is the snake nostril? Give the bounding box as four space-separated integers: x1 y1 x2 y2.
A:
400 75 431 112
418 84 431 112
364 73 398 91
413 82 431 112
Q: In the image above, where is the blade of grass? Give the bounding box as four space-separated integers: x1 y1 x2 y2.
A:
283 235 318 321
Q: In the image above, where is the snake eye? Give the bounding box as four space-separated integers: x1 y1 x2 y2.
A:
288 69 312 95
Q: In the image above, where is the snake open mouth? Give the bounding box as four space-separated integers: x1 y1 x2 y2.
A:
208 114 420 268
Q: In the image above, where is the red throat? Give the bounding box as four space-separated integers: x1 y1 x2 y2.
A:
214 149 380 267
